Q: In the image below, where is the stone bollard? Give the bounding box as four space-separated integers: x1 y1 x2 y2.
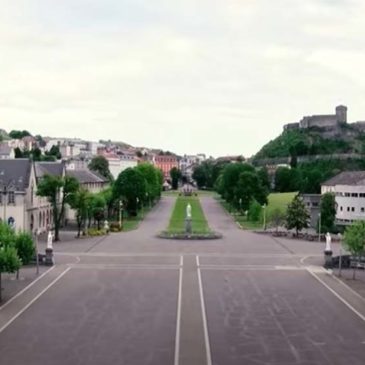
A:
45 248 55 266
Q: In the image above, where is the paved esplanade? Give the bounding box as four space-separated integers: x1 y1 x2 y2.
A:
1 197 365 365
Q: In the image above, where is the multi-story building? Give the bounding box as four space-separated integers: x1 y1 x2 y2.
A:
102 152 138 179
0 159 58 232
153 154 178 180
321 171 365 225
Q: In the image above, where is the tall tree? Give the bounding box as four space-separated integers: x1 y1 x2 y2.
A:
88 155 112 180
285 195 310 236
235 171 268 212
170 167 182 190
90 193 106 230
69 188 90 237
319 193 337 233
221 163 255 203
37 175 80 241
343 221 365 279
136 163 161 203
113 168 147 216
257 167 271 191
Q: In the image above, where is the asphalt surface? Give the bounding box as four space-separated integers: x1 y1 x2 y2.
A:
0 195 365 365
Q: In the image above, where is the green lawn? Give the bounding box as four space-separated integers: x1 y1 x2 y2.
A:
219 192 297 230
266 192 297 219
167 196 211 234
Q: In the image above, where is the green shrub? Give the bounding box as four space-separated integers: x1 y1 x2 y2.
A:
248 200 262 222
109 221 122 232
87 228 107 236
15 232 35 265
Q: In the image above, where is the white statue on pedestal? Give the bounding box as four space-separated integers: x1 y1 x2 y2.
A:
186 203 192 219
325 232 332 252
47 230 53 250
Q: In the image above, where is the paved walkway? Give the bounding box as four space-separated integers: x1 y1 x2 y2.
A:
1 196 365 365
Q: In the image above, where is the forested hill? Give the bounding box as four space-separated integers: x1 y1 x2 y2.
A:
254 126 365 161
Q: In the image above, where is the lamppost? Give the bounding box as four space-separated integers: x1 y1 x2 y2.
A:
34 228 40 275
239 198 242 215
1 185 7 223
119 200 124 230
262 204 267 230
318 212 321 242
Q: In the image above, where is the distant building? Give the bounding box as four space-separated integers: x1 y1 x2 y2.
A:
0 143 15 159
153 154 179 180
300 194 321 228
321 171 365 225
102 153 138 179
284 105 347 131
65 168 109 222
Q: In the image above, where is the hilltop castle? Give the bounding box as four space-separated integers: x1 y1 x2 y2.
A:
284 105 348 131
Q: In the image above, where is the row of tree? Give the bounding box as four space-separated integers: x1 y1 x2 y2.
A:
214 163 270 212
36 157 164 241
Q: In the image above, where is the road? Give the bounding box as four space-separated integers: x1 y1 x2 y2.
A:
0 196 365 365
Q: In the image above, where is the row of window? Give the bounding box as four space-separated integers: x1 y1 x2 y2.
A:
0 192 15 205
339 206 365 213
336 192 365 198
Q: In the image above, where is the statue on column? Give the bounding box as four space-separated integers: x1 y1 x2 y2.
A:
47 230 53 250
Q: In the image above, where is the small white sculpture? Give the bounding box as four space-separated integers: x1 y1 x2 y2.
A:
47 231 53 250
186 203 192 219
325 232 332 252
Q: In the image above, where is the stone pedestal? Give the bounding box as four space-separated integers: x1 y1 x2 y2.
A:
185 218 192 235
45 248 55 266
324 250 333 269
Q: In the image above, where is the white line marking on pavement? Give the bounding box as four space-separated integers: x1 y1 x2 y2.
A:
307 268 365 322
196 256 212 365
0 267 71 334
174 256 183 365
0 266 55 311
200 265 304 271
331 274 365 304
68 264 180 270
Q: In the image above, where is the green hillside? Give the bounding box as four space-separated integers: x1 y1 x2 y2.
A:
254 126 365 161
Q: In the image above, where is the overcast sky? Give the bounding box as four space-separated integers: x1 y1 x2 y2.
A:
1 0 364 157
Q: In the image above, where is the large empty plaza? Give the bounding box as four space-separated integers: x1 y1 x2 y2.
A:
1 196 364 365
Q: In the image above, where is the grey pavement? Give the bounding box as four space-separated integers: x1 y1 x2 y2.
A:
0 195 365 365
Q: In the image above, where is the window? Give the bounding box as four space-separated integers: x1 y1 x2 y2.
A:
345 193 351 197
352 207 355 212
312 202 318 207
8 191 15 204
360 193 365 198
347 207 350 212
352 193 358 197
361 208 365 213
340 206 343 211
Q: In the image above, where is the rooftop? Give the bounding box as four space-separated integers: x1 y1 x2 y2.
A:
322 171 365 186
0 159 32 191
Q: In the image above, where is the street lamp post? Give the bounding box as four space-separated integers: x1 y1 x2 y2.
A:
318 213 321 242
119 200 124 230
239 198 242 215
262 204 267 230
2 185 7 223
34 228 39 275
